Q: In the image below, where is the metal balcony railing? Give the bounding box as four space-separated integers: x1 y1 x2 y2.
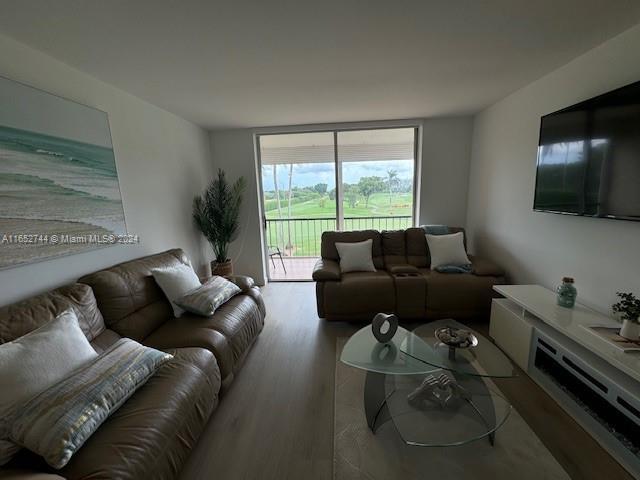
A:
265 216 412 257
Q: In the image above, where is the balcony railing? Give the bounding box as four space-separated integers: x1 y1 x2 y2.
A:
265 216 412 257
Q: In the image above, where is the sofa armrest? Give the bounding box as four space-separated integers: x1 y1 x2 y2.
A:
387 264 420 275
312 259 341 281
226 275 256 292
469 255 505 277
226 275 265 317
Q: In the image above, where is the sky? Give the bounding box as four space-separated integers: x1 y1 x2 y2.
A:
0 76 113 148
261 159 414 191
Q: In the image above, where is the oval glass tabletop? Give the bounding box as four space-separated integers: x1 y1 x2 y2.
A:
384 371 512 447
340 325 441 375
400 319 517 378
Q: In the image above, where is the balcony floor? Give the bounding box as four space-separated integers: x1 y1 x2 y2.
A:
269 256 317 281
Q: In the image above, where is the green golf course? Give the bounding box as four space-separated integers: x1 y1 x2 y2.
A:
264 192 413 256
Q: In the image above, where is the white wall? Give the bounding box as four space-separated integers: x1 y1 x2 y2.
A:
210 116 474 285
0 33 213 305
420 117 473 227
209 129 266 285
466 23 640 314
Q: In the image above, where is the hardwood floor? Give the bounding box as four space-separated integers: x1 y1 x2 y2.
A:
180 282 632 480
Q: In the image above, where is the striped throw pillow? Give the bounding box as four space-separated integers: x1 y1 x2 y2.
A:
174 276 241 316
10 338 172 469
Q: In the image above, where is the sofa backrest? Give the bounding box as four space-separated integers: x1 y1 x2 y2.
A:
321 227 467 270
406 227 429 267
381 230 407 266
0 283 106 345
79 248 190 341
320 230 384 269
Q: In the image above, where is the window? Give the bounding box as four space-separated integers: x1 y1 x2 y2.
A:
258 126 418 280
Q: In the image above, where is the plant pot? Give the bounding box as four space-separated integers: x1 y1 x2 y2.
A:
211 259 233 277
620 319 640 340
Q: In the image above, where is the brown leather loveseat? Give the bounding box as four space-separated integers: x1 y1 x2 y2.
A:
313 227 505 321
0 248 265 480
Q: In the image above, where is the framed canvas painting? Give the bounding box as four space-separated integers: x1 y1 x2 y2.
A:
0 76 127 269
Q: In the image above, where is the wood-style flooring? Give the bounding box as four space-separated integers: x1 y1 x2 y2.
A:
179 282 632 480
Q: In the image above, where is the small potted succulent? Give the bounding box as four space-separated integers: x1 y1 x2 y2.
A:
193 169 245 276
612 292 640 340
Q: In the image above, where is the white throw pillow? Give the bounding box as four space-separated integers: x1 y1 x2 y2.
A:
425 232 471 269
151 263 202 317
335 239 376 273
0 310 97 465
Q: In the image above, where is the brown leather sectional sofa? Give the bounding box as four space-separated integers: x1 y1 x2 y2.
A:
0 249 265 480
313 227 505 321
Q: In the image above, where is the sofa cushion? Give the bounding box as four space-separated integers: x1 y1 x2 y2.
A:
142 321 234 380
58 347 220 480
0 284 105 345
381 230 407 266
78 249 190 341
321 230 384 269
90 329 122 354
143 294 264 380
322 271 395 317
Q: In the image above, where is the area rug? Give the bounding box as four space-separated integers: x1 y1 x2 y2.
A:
334 338 570 480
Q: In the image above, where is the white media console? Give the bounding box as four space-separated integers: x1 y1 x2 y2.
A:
490 285 640 477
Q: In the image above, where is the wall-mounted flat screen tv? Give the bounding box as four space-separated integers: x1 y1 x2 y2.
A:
534 80 640 221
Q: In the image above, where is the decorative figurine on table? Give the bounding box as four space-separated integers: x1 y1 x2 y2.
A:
407 373 470 408
556 277 577 308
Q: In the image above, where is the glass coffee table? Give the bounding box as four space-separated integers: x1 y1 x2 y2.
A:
340 319 516 447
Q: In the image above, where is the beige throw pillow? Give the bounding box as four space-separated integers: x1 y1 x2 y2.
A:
425 231 471 269
151 263 202 317
335 239 376 273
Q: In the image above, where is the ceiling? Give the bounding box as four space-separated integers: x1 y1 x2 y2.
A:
0 0 639 130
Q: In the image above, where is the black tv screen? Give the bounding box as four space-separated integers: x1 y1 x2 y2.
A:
534 80 640 221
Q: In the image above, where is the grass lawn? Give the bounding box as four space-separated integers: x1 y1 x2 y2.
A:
265 192 413 256
265 192 412 218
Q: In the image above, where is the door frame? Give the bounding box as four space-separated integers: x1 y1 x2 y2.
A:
254 119 424 282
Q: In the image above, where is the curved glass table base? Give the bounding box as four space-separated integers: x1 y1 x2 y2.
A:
341 322 515 447
364 370 511 447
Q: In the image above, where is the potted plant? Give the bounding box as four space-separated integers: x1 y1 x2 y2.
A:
193 169 246 276
612 292 640 340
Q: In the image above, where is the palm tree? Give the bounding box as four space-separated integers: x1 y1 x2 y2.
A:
286 163 294 251
273 165 284 251
387 169 398 205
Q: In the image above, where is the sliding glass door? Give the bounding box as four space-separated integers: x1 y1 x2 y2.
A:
258 126 418 281
338 128 415 232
